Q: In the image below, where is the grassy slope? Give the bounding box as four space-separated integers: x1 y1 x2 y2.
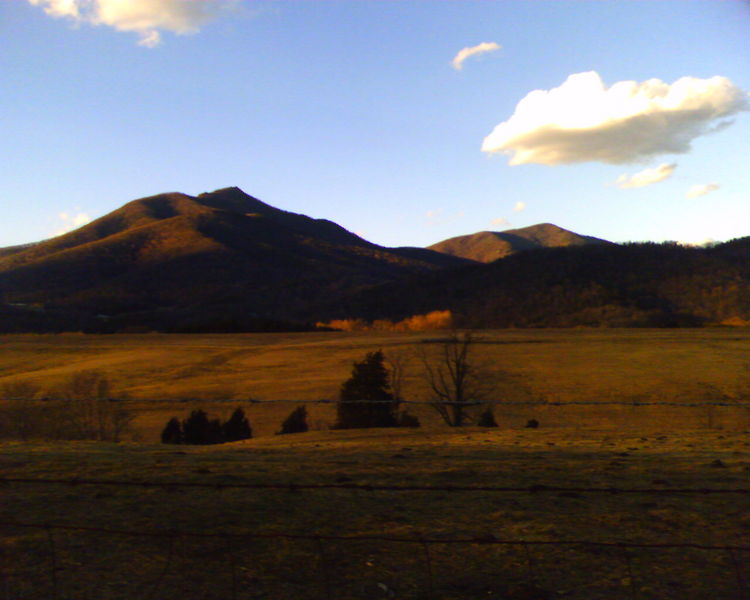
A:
2 330 750 598
1 329 750 440
3 428 750 599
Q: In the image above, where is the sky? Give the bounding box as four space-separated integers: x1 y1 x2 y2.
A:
2 0 749 249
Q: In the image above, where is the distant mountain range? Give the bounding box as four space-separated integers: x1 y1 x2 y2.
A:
428 223 611 263
1 187 749 332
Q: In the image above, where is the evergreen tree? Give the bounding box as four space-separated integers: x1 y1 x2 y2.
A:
335 351 399 429
182 409 214 445
161 417 182 444
278 405 308 435
223 407 252 442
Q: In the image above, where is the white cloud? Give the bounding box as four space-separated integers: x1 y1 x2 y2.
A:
482 71 749 165
616 162 677 189
451 42 501 71
28 0 237 46
54 212 91 236
513 201 526 212
491 217 510 227
687 183 720 198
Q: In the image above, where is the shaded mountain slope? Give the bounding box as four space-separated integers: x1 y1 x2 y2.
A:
316 240 750 328
428 223 612 263
0 187 468 331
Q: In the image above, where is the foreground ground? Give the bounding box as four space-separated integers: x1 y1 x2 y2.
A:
3 426 750 599
2 329 750 598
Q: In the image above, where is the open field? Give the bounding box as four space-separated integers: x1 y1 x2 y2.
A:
2 329 750 598
3 428 750 599
2 329 750 441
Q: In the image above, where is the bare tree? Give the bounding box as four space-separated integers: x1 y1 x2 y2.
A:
419 331 495 426
0 381 41 440
385 348 411 403
57 371 133 441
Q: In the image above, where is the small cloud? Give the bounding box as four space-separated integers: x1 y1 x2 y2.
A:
616 163 677 189
27 0 238 47
54 212 91 236
491 217 510 227
451 42 501 71
687 183 720 198
513 201 526 213
482 71 749 165
426 208 464 226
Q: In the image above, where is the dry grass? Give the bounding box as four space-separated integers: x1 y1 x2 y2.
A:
2 329 750 598
2 427 750 599
2 329 750 441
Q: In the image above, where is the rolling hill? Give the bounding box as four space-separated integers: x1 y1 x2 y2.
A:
0 187 468 332
317 239 750 328
428 223 612 263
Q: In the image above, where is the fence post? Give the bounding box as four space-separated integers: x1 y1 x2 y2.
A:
728 548 747 600
419 538 434 596
143 534 175 600
315 536 333 600
45 525 59 600
619 543 638 600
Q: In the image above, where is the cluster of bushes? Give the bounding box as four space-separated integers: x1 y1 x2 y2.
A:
161 404 311 445
161 408 252 445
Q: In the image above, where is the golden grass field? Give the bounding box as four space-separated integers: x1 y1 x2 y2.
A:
2 329 750 599
2 328 750 439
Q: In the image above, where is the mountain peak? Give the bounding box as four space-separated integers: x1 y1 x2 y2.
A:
428 223 611 263
196 187 277 215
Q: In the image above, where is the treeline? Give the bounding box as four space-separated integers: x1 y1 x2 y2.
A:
324 241 750 328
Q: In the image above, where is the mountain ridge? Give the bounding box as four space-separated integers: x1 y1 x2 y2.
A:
428 223 612 263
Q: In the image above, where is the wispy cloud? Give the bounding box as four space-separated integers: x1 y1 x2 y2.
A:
491 217 510 227
687 183 720 198
54 212 91 236
426 208 464 226
28 0 238 47
451 42 501 71
513 201 526 212
616 163 676 189
482 72 749 165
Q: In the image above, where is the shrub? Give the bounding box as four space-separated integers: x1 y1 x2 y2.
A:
525 418 540 429
477 408 498 428
278 405 308 435
223 407 252 442
161 417 182 444
182 410 223 445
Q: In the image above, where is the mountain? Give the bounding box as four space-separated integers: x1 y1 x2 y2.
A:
0 187 468 332
428 223 612 263
316 239 750 328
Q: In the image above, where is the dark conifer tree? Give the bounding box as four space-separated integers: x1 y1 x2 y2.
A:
335 351 398 429
161 417 183 444
182 409 213 445
223 408 252 442
278 405 308 435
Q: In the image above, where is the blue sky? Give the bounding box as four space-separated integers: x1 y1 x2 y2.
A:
2 0 749 249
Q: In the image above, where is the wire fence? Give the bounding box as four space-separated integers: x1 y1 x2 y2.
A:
2 477 749 600
7 397 750 406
